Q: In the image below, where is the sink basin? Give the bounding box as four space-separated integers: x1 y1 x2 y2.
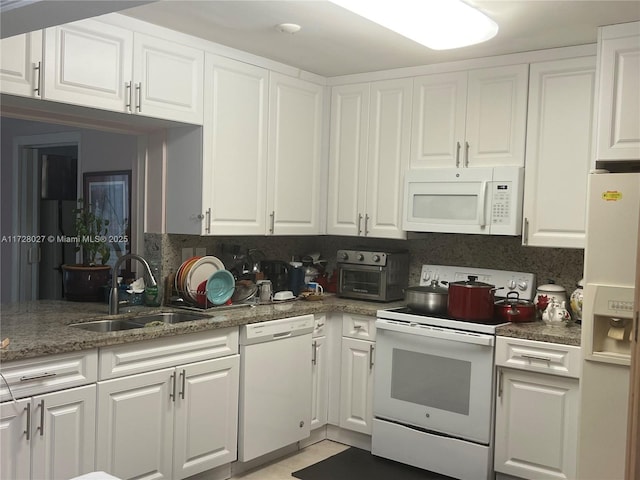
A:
129 311 212 325
68 319 144 332
69 311 212 332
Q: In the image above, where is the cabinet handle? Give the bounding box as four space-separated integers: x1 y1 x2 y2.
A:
33 61 41 96
523 217 529 245
357 213 363 236
20 372 56 382
455 141 461 168
634 311 639 343
24 403 31 441
464 141 470 167
364 214 370 237
369 344 375 369
125 81 132 112
353 324 363 330
179 369 186 400
521 354 552 363
205 208 211 234
37 399 44 437
269 211 275 234
498 369 503 399
312 340 317 365
169 372 176 402
135 83 142 112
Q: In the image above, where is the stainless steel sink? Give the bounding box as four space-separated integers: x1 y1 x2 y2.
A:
69 311 212 332
68 319 144 332
129 311 212 325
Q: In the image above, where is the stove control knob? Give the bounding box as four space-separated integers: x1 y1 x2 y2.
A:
517 281 528 291
507 279 517 290
422 271 431 282
339 251 349 261
372 254 381 262
356 253 364 261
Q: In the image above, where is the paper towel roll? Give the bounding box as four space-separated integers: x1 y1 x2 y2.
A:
607 325 626 340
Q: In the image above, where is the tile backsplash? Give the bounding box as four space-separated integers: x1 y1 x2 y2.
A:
145 232 584 297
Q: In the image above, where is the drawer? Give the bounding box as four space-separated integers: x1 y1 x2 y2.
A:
0 349 98 402
342 314 376 341
313 314 327 338
496 336 581 378
99 327 239 380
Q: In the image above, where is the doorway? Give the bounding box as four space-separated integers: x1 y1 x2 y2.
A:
14 133 81 302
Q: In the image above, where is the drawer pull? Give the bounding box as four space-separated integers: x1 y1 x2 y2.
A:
353 324 363 330
521 354 552 363
20 372 56 382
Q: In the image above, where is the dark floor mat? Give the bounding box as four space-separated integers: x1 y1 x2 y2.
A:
292 446 455 480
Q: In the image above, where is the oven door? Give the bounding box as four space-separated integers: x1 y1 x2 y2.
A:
338 264 386 301
373 319 495 444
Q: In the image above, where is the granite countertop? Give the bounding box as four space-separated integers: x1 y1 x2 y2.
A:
0 297 580 363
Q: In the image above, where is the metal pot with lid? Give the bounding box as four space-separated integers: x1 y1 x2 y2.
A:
405 280 448 314
447 275 496 321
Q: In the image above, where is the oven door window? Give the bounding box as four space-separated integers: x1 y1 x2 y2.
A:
391 349 471 415
341 268 382 296
373 326 494 444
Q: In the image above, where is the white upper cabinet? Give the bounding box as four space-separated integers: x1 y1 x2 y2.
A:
43 19 134 112
43 18 204 124
595 21 640 161
203 54 269 235
411 64 528 168
267 72 324 235
0 31 43 97
327 78 412 239
522 56 596 249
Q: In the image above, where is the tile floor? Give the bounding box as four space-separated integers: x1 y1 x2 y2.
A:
231 440 350 480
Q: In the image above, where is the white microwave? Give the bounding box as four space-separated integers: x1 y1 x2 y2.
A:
403 166 524 235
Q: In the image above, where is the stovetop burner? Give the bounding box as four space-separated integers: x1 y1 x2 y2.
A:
387 306 508 326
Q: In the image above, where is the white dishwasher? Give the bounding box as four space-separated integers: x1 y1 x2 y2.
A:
238 314 314 462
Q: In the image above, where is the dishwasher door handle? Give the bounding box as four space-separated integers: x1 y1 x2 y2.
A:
272 331 292 339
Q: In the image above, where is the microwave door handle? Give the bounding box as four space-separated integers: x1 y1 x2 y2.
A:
479 181 488 228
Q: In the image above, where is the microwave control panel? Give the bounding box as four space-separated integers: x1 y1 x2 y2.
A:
490 182 512 225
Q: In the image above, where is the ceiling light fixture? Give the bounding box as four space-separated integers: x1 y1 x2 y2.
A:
276 23 302 34
329 0 498 50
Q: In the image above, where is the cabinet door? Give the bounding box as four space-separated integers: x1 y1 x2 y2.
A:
267 73 324 235
466 64 528 167
31 385 96 480
0 399 31 480
133 33 204 124
173 355 239 479
340 337 375 435
96 368 174 480
365 78 412 239
411 71 467 168
327 83 369 236
203 54 269 235
596 29 640 160
0 31 42 97
523 57 596 248
495 368 579 480
311 336 329 429
43 19 133 112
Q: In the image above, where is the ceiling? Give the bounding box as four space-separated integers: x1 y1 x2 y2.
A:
119 0 640 77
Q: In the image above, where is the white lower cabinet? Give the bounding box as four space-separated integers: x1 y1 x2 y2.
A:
494 337 580 480
1 384 96 480
339 315 376 435
96 328 240 480
97 355 239 480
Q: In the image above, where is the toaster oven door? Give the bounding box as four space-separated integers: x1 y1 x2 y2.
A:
338 264 387 301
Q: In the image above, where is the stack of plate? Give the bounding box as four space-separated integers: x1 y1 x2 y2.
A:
175 255 234 307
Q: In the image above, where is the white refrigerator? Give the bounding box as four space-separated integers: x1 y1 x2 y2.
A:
577 171 640 479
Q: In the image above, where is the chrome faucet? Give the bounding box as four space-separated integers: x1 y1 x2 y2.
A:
109 253 158 315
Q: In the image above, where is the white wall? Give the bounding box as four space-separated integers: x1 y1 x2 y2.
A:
1 117 138 303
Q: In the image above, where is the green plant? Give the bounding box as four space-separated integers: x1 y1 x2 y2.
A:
73 199 110 266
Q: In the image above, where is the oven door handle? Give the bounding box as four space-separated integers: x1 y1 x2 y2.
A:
375 319 494 346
